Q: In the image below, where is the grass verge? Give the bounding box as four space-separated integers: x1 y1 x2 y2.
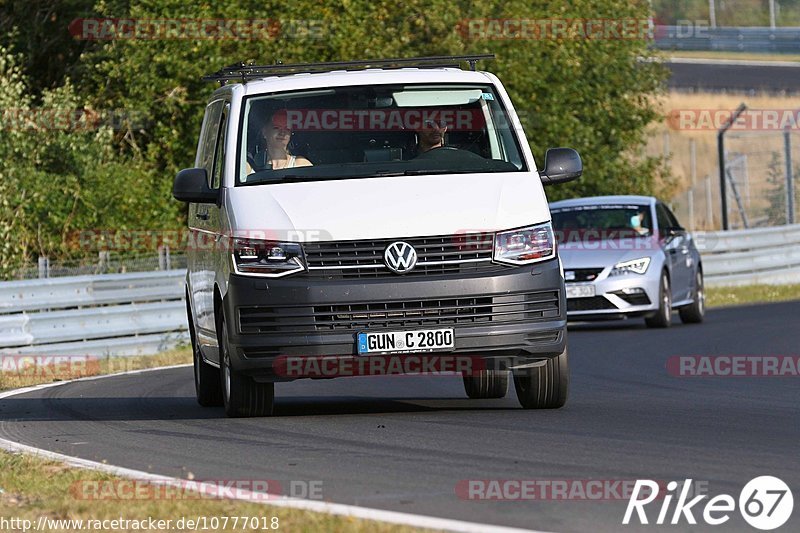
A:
705 284 800 308
0 452 426 533
0 346 193 392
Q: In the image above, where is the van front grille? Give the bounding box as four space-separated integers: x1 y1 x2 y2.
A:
301 233 507 279
238 290 561 334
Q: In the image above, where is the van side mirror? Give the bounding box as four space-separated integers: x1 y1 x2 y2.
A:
540 148 582 185
173 168 217 203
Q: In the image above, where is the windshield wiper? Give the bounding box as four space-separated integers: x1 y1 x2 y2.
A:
402 168 494 176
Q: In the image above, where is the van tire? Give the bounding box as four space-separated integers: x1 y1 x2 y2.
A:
463 370 509 399
188 299 223 407
220 317 274 418
513 349 569 409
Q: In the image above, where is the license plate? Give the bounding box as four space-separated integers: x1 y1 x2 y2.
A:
566 284 596 299
357 329 455 355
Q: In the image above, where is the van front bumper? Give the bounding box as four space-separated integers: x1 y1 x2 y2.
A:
222 258 567 381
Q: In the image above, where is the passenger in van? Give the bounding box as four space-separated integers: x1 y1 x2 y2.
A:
247 110 312 174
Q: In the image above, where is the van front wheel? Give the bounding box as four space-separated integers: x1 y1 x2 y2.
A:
513 349 569 409
219 318 275 418
463 370 509 399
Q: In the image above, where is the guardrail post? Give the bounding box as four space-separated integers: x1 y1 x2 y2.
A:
718 103 748 230
98 251 110 274
37 256 49 278
705 175 714 228
785 129 795 225
158 245 171 270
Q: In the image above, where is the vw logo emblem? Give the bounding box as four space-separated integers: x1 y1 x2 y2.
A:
384 241 418 274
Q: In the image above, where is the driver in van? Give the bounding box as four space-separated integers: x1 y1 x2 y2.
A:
415 118 448 154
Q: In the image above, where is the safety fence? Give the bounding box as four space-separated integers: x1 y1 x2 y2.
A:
1 226 799 356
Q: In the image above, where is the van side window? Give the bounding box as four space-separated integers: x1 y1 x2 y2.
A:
195 100 225 180
211 104 230 189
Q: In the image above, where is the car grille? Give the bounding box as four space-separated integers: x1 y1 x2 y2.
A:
238 290 561 334
301 233 509 279
565 268 604 282
567 296 617 312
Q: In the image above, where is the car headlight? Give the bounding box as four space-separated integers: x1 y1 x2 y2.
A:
493 222 556 266
232 238 305 277
610 257 651 276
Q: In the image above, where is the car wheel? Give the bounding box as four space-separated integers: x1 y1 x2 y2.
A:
645 271 672 328
679 269 705 324
187 299 223 407
219 316 274 418
513 349 569 409
463 370 508 399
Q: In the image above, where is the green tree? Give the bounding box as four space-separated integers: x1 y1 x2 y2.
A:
0 44 179 276
81 0 668 196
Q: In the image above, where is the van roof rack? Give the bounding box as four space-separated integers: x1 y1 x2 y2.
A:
203 54 495 85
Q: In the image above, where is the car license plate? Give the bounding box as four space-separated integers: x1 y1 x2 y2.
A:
566 284 596 299
357 329 455 355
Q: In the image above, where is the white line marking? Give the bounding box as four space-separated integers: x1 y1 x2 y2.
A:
667 57 800 68
0 365 550 533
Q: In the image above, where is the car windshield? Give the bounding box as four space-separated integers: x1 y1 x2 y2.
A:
237 83 526 185
550 204 653 241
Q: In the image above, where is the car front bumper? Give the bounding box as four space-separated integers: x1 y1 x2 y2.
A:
566 269 661 320
222 258 568 380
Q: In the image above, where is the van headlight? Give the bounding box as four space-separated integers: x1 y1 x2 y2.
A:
610 257 651 276
493 222 556 265
232 238 305 277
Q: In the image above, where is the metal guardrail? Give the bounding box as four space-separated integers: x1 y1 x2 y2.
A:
697 224 800 286
2 225 799 355
0 270 187 356
654 26 800 53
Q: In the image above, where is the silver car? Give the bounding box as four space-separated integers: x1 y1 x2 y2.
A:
550 195 704 327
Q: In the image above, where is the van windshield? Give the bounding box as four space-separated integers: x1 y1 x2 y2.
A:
237 84 527 185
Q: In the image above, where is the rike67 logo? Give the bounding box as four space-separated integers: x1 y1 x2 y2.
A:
623 477 793 530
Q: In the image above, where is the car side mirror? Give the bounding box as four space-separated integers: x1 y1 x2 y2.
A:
173 168 217 204
667 226 685 236
540 148 582 185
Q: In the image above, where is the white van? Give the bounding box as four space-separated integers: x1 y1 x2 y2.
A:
173 55 582 417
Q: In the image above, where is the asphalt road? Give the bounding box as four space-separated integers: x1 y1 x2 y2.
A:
1 301 798 532
666 59 800 93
